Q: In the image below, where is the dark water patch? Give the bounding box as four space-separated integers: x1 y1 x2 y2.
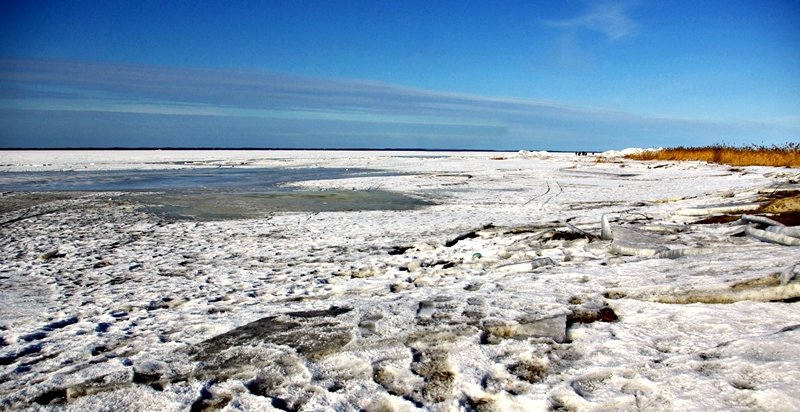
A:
0 167 394 192
1 167 432 219
135 190 431 221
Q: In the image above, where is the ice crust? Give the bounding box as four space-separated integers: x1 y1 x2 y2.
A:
1 150 799 411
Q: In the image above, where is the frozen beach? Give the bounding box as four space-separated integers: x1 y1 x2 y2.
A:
1 150 799 411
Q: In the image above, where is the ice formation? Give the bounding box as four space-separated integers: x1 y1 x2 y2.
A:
0 150 798 411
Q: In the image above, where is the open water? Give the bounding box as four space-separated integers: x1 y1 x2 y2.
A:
0 167 431 219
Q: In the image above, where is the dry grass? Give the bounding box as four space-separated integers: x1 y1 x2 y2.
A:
625 143 800 168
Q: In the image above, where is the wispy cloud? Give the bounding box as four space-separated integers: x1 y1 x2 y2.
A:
0 59 795 149
546 1 638 41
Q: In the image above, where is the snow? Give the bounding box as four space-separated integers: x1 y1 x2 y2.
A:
599 147 658 158
0 150 798 411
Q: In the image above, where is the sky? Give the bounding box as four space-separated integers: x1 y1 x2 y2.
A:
0 0 798 150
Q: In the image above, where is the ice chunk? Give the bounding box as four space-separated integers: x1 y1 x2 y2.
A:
482 313 567 343
766 225 800 239
600 214 613 240
745 226 800 246
495 257 555 273
676 203 762 216
656 247 737 259
781 264 798 286
740 214 784 227
608 226 669 257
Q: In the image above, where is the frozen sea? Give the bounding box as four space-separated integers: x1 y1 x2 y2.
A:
0 150 798 411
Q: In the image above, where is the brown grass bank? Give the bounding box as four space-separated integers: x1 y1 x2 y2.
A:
624 144 800 168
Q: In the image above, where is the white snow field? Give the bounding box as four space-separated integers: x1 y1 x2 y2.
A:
1 150 799 411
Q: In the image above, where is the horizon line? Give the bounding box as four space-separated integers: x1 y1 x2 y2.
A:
0 146 604 153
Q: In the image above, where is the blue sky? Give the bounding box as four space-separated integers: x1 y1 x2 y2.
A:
1 0 798 150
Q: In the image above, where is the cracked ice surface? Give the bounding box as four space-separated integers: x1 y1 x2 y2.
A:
0 150 799 411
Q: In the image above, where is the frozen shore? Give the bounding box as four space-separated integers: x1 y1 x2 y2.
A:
1 150 799 411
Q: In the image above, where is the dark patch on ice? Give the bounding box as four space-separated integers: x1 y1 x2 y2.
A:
692 215 741 224
566 306 619 326
444 224 493 247
20 331 47 342
408 348 456 403
189 383 232 412
416 301 435 317
401 395 426 409
270 397 295 412
32 388 67 405
192 306 354 373
550 230 595 241
508 358 549 383
39 249 66 260
145 299 170 310
603 291 627 299
244 378 301 411
90 345 109 356
285 306 351 318
388 245 413 255
0 343 43 365
694 209 800 226
464 283 482 291
777 324 800 333
769 211 800 226
136 190 432 221
132 371 163 391
43 316 78 331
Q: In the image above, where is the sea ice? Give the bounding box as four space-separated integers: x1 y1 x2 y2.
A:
0 150 798 411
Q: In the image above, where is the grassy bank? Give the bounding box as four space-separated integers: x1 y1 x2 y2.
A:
624 144 800 168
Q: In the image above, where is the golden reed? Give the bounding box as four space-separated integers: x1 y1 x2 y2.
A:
625 143 800 168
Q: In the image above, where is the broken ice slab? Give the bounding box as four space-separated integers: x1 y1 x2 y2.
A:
675 203 763 217
655 247 737 259
481 297 570 343
744 226 800 246
495 257 556 273
191 306 355 379
739 214 784 227
607 226 669 257
482 314 567 343
767 225 800 239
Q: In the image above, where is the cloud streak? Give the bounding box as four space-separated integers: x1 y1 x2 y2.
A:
0 59 795 149
546 1 638 41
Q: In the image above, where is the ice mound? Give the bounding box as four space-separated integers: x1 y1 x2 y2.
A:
600 147 659 158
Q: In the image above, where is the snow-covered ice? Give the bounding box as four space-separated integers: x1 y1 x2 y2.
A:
1 150 799 411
